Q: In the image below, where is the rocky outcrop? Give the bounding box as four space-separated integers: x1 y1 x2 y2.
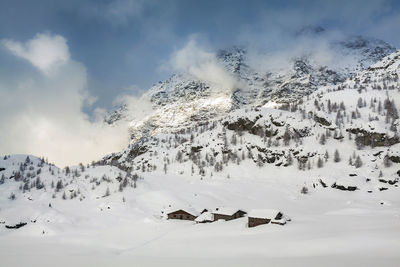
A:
5 222 27 229
270 117 285 127
347 128 400 147
331 182 358 191
128 144 148 159
379 178 398 185
314 115 331 126
191 146 203 153
224 116 269 136
292 127 312 138
389 155 400 163
319 179 328 188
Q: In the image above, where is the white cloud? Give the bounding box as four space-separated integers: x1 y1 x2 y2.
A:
2 33 70 75
115 93 154 123
165 36 239 94
0 33 129 167
243 29 363 76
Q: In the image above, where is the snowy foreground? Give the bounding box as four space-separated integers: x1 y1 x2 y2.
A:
1 171 399 267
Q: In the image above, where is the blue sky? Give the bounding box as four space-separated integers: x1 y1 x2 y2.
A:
1 0 399 111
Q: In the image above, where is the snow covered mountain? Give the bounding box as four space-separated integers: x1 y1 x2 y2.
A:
102 48 400 185
105 31 395 145
2 32 398 206
1 32 399 266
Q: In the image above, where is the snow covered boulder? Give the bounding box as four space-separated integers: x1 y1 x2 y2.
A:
314 112 332 126
388 144 400 163
331 176 367 191
5 222 27 229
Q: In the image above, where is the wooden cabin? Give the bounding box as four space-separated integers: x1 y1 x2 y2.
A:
167 209 198 221
248 209 286 227
212 207 247 221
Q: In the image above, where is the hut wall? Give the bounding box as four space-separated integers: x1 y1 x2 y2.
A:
167 210 196 221
213 211 246 221
213 214 234 221
248 217 271 228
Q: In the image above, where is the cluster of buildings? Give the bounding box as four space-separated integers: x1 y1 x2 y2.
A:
165 206 289 227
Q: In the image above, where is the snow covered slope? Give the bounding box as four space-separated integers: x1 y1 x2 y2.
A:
1 34 400 267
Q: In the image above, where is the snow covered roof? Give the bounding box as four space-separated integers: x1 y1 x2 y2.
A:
212 207 244 216
165 206 200 216
248 209 281 219
271 218 287 225
195 212 214 222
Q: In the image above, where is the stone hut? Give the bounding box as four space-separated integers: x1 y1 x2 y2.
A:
167 208 198 221
248 209 286 227
212 207 247 221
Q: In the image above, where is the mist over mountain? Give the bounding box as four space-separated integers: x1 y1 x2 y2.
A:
105 28 396 145
1 3 400 265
